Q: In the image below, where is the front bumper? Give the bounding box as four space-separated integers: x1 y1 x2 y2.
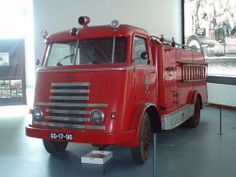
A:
25 125 138 147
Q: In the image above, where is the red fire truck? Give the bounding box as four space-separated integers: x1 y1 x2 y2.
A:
26 17 207 164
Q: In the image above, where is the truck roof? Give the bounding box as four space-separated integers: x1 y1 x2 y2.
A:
46 25 149 43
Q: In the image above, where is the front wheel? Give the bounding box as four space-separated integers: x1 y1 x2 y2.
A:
131 112 152 164
43 140 68 154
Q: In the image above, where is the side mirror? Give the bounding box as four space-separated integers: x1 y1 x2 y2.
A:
141 51 149 60
36 59 41 66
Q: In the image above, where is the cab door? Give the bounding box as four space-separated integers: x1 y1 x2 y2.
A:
132 35 156 112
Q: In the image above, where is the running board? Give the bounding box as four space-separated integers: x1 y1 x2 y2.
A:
161 104 194 130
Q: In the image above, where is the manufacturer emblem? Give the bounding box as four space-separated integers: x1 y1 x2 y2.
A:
66 75 74 81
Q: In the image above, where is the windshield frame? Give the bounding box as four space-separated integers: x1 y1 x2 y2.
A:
44 36 128 67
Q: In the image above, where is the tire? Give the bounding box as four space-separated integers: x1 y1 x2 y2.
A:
214 45 225 56
131 112 152 164
186 35 202 50
185 97 201 128
92 144 107 150
43 139 68 154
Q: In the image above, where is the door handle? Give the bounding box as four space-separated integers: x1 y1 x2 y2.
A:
151 70 156 74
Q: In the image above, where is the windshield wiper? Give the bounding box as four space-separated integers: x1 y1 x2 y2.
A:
56 53 76 66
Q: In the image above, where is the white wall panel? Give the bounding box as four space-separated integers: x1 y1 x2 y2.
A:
207 83 236 107
33 0 182 60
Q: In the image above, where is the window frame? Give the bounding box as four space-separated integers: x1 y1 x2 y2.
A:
132 34 150 65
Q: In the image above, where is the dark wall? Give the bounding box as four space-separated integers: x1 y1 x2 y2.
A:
0 39 26 105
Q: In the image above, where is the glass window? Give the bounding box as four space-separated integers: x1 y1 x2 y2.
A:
133 37 148 65
78 38 113 64
46 37 127 67
46 41 77 66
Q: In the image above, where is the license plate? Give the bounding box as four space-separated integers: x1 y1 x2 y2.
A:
50 133 73 141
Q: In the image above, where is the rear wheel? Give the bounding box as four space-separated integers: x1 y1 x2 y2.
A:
186 97 201 128
43 140 68 154
131 112 152 164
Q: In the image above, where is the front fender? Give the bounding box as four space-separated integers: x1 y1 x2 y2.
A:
131 102 158 146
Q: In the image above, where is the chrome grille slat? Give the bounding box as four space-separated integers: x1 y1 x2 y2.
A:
34 121 105 130
51 82 90 87
46 109 91 115
45 116 90 122
49 96 89 101
50 89 90 94
35 82 107 130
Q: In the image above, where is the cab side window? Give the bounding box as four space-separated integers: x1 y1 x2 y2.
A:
133 36 148 65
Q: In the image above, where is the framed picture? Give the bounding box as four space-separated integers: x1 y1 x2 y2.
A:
0 39 26 105
183 0 236 79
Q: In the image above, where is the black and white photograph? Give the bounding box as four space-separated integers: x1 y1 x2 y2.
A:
184 0 236 76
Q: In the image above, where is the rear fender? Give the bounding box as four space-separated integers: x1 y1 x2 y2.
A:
187 90 202 109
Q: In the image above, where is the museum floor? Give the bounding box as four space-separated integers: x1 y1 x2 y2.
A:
0 106 236 177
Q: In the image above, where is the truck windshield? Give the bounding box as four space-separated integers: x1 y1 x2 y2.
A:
45 37 127 67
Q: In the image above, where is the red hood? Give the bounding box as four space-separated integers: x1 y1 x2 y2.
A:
34 64 132 132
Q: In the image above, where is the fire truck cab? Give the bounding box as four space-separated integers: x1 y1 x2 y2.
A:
26 17 207 164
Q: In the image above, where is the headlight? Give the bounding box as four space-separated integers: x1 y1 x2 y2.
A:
32 108 43 121
91 110 105 125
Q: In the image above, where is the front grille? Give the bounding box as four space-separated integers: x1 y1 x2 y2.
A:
34 82 107 130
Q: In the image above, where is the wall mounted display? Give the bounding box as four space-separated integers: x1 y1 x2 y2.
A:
183 0 236 78
0 80 23 98
0 39 26 105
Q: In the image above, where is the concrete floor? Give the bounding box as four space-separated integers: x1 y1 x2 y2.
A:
0 106 236 177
